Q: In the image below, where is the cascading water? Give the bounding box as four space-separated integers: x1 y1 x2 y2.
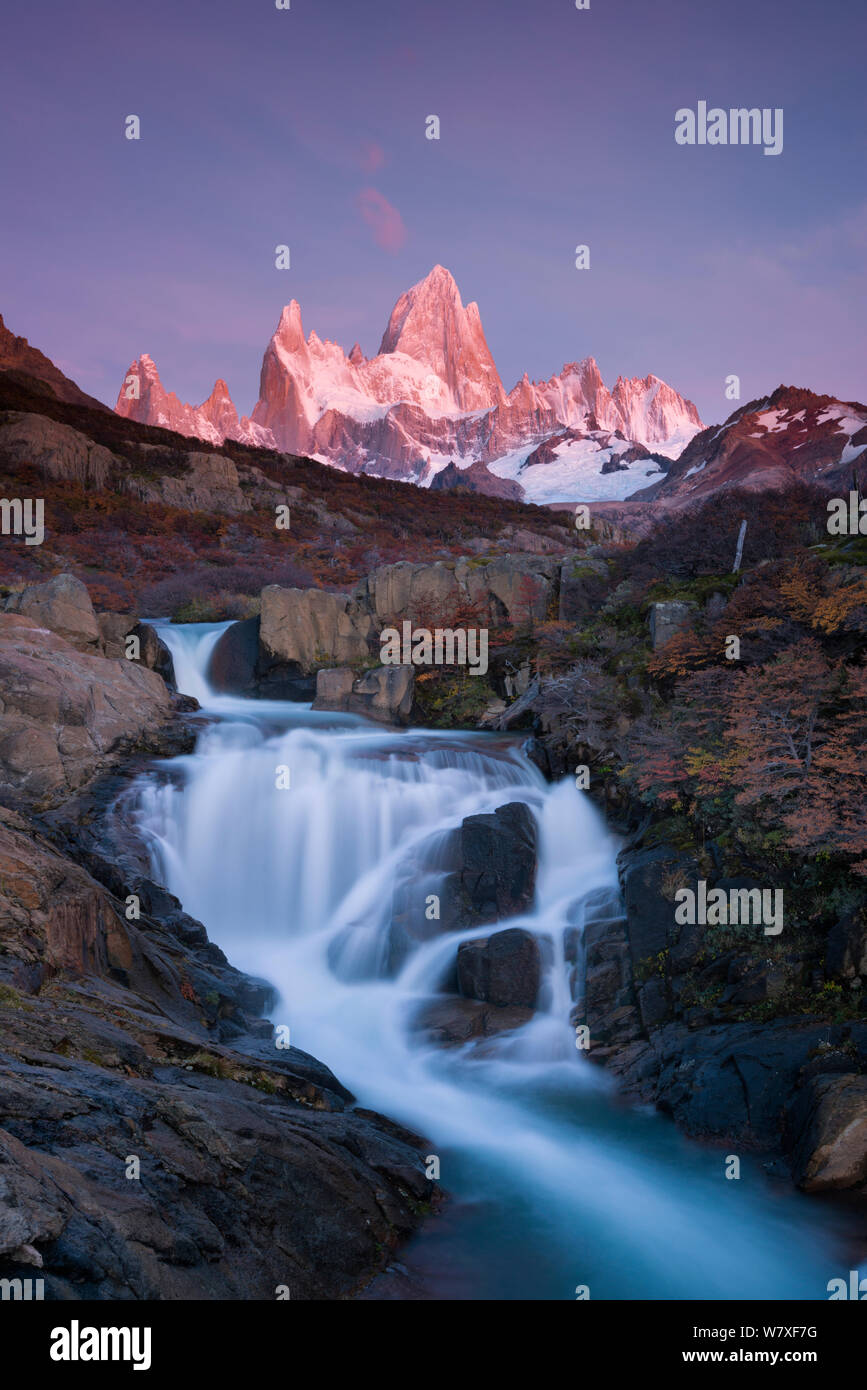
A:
130 620 850 1299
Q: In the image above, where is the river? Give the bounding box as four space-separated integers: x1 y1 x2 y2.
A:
128 620 850 1300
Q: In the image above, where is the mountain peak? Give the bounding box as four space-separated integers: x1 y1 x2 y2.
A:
275 301 305 353
208 378 232 402
654 384 867 506
378 266 505 410
419 264 459 292
0 312 110 411
113 273 705 490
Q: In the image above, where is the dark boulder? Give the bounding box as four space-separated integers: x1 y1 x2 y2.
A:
208 615 259 694
618 844 697 970
579 910 644 1048
441 801 538 928
637 976 669 1029
457 928 542 1009
208 616 315 700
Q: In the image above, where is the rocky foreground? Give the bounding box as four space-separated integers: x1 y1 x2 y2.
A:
0 575 436 1300
1 482 866 1289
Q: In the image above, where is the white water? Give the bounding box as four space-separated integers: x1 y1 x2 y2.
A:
130 621 850 1300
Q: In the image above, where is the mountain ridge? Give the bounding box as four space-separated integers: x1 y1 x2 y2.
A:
0 313 110 413
115 267 704 499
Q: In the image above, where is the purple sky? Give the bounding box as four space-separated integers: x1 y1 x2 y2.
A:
1 0 865 429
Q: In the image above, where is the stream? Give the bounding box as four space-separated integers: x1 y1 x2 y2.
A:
129 620 851 1300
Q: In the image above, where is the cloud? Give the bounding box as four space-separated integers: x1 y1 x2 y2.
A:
359 141 386 174
356 187 407 252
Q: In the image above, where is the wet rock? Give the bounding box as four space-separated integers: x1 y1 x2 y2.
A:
623 1020 854 1149
208 615 260 695
209 615 314 700
440 801 538 927
580 912 643 1048
618 844 697 969
521 735 551 779
637 976 669 1029
414 995 533 1046
0 1069 433 1299
131 622 175 687
788 1074 867 1192
97 615 175 689
457 928 542 1009
313 666 355 709
312 665 415 725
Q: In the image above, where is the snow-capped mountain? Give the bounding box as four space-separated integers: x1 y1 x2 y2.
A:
639 386 867 507
115 266 704 500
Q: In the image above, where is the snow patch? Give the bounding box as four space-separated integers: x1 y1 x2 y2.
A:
488 437 649 504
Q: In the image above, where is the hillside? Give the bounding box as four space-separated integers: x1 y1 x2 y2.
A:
0 368 573 617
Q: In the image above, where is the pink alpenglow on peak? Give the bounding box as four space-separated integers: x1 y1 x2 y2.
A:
116 354 274 449
377 265 506 413
115 266 705 499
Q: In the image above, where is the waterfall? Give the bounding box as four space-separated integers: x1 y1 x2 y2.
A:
130 621 846 1300
151 619 224 705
